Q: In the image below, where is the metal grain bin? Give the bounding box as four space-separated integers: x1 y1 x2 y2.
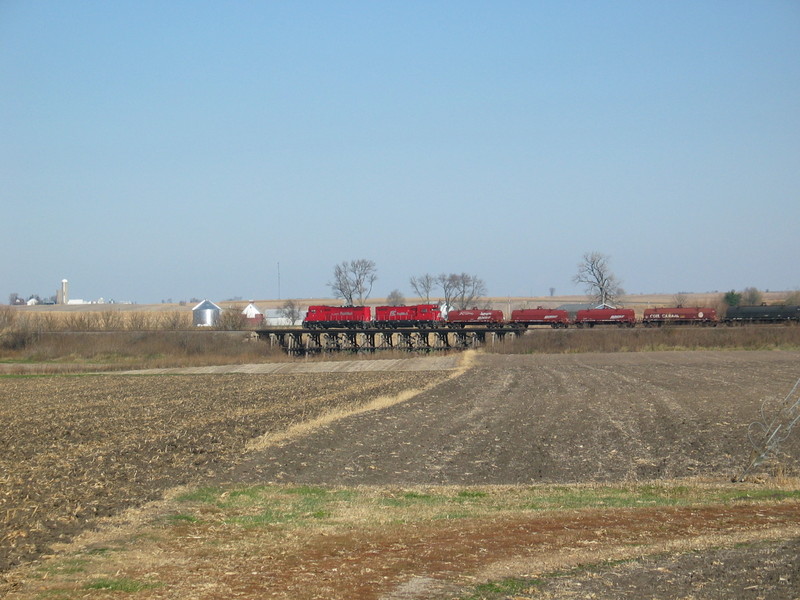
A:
192 299 221 327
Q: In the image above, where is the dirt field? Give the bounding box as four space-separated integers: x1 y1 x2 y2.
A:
0 365 455 574
1 350 799 599
224 352 800 486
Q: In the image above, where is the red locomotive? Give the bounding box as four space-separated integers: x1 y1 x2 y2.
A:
303 305 371 329
374 304 442 328
510 307 570 329
574 308 636 328
642 307 717 326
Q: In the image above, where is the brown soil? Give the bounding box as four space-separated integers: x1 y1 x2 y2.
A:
0 369 452 574
226 352 800 486
2 351 800 599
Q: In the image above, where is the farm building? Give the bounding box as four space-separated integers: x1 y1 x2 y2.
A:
192 299 221 327
241 303 264 326
264 309 297 326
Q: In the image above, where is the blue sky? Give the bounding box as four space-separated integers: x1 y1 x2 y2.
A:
2 1 798 304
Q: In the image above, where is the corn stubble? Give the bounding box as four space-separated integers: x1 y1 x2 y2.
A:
0 370 449 575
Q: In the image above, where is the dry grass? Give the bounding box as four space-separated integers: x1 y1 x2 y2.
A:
0 330 284 372
2 306 194 332
493 325 800 354
4 319 799 374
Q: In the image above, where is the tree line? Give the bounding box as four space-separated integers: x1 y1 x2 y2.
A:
321 253 799 312
326 252 621 310
327 259 489 310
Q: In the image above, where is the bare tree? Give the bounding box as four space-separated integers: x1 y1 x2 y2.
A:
438 273 487 310
573 251 625 306
437 273 459 309
409 274 436 302
329 259 377 306
278 299 303 325
216 308 247 330
455 273 488 310
784 290 800 305
386 289 405 306
741 287 763 306
673 292 689 307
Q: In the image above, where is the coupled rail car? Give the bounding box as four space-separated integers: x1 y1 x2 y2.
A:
373 304 442 328
510 308 570 328
643 307 718 327
446 309 505 328
724 304 800 324
574 308 636 328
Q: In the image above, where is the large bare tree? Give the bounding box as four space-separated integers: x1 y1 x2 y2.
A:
741 287 763 306
329 259 377 306
673 292 690 308
573 251 624 306
409 273 436 302
277 299 303 325
438 272 487 310
386 289 405 306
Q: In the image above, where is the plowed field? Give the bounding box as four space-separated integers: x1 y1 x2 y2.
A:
2 350 799 599
0 369 453 574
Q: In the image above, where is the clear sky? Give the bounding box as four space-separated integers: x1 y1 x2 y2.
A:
2 1 798 304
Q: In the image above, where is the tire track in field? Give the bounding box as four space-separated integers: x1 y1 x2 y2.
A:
223 351 800 486
117 355 462 375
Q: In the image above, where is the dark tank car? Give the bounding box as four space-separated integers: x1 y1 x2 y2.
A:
724 304 800 324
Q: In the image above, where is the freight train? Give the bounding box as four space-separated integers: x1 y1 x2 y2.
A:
302 304 800 330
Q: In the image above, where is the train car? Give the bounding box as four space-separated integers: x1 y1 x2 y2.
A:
574 308 636 328
642 307 718 327
446 309 505 327
303 305 371 329
724 305 800 324
374 304 442 328
509 307 569 328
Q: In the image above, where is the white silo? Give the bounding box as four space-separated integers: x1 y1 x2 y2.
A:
57 279 69 304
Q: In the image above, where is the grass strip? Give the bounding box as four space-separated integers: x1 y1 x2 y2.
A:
169 482 800 529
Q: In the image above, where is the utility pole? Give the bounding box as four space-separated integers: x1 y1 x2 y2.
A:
277 262 281 301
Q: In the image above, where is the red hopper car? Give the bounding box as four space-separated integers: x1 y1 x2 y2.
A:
374 304 442 328
303 305 371 329
446 309 505 327
510 308 570 328
574 308 636 328
643 307 717 326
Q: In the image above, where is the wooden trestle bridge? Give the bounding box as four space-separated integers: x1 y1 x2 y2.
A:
255 326 524 355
